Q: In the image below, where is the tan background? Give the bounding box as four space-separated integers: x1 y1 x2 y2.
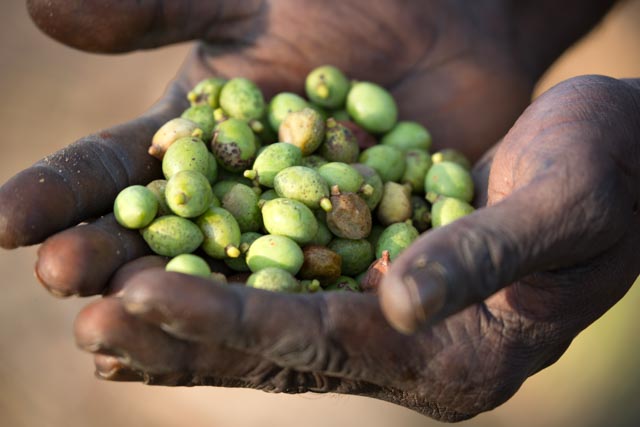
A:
1 1 640 426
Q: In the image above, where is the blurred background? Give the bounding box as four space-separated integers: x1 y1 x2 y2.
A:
1 1 640 426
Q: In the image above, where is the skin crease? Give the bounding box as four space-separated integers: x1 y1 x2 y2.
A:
0 0 637 422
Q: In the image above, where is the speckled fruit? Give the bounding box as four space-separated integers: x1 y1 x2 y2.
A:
381 121 432 152
196 207 241 259
431 197 475 228
268 92 308 132
246 234 304 275
166 254 212 278
181 105 216 143
149 118 202 160
219 78 265 121
247 267 301 293
188 77 227 109
274 166 331 211
142 215 204 257
425 161 474 202
300 155 328 169
375 221 419 261
351 163 383 210
317 162 365 194
212 118 257 173
244 142 302 187
318 118 359 163
432 148 471 170
326 187 372 240
114 185 158 229
165 170 213 218
278 107 326 155
261 198 318 244
205 152 218 184
221 183 261 232
162 136 210 179
328 238 374 276
305 65 350 108
346 81 397 133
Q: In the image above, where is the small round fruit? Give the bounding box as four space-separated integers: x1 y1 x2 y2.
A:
425 161 474 202
377 182 412 226
149 118 202 160
114 185 158 229
431 197 475 227
244 142 302 187
346 81 397 133
326 187 372 240
221 183 261 232
225 231 263 272
218 77 266 121
146 179 171 216
381 121 432 152
358 145 405 183
165 170 213 218
162 136 210 179
181 105 216 143
298 245 342 281
305 65 350 108
274 166 331 211
142 215 204 257
278 107 326 155
318 118 359 163
196 207 242 259
351 163 383 210
261 198 318 244
431 148 471 170
246 235 304 275
247 267 301 293
328 238 374 276
268 92 308 132
212 118 257 173
402 149 432 194
375 221 419 261
187 77 227 109
166 254 212 278
317 162 365 194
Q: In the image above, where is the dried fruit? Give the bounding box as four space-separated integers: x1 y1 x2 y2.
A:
326 186 372 239
361 250 390 294
298 245 342 281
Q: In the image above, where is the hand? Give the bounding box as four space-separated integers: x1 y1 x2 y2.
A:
75 75 639 421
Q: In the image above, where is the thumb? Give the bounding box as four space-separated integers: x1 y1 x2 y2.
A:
26 0 263 53
379 170 629 334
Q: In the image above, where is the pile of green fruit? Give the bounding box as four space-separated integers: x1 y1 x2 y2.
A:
112 65 475 293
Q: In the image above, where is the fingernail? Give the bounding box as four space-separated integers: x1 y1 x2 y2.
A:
402 261 447 325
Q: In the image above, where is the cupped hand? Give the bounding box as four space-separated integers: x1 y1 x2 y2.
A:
76 76 640 421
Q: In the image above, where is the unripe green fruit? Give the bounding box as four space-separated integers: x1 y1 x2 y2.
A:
166 254 212 278
225 231 263 272
278 108 326 155
188 77 227 109
247 267 301 293
221 183 261 232
431 197 475 227
212 118 257 172
317 162 365 194
305 65 350 108
244 142 302 187
259 189 279 202
162 136 210 179
330 109 350 122
318 118 359 163
367 224 385 249
274 166 331 211
376 221 419 261
268 92 308 132
261 198 318 244
219 78 265 121
196 207 242 259
114 185 158 229
359 145 406 183
149 118 202 160
411 196 431 232
181 105 216 143
165 170 214 218
325 276 361 292
381 121 432 152
425 161 474 202
346 81 397 133
351 163 384 210
142 215 204 257
205 152 218 184
402 149 432 194
308 103 330 121
246 235 304 275
377 182 412 226
328 238 374 276
431 148 471 170
146 179 171 216
308 219 333 247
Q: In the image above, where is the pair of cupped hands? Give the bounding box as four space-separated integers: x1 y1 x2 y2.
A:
2 0 639 422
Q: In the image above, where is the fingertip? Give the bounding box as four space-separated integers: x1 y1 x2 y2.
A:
107 256 168 296
74 298 124 353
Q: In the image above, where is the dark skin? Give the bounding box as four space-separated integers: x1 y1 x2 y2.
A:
1 0 638 422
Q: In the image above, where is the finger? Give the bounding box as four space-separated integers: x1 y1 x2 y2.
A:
120 269 426 389
27 0 264 53
0 83 185 249
106 256 168 296
93 354 144 382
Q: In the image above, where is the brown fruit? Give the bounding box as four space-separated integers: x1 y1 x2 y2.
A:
298 245 342 281
326 186 372 239
361 250 391 294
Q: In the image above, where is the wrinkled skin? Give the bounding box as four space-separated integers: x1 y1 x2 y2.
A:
1 0 638 422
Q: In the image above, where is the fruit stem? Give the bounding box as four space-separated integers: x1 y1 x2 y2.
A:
249 119 264 133
243 170 258 180
359 183 374 197
316 83 330 99
226 245 241 258
330 185 341 196
425 191 440 204
320 197 333 212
